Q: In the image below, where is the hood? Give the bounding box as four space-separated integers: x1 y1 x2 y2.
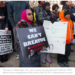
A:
59 9 69 21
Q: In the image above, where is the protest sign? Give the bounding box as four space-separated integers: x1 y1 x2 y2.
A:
71 22 75 44
0 30 13 55
17 26 49 57
41 20 67 55
73 22 75 35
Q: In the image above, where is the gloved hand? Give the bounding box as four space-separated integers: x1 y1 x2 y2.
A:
50 17 57 23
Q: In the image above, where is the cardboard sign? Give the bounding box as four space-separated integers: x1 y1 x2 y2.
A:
17 26 49 57
40 20 67 55
0 30 13 55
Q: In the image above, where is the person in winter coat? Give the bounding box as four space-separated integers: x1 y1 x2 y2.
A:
38 2 56 64
16 9 41 67
52 4 60 20
57 9 74 67
60 1 75 52
60 1 75 22
0 1 9 62
38 2 56 26
35 1 45 25
7 1 30 59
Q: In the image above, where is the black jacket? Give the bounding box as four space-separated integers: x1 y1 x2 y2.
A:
62 4 75 22
0 6 8 29
38 10 56 25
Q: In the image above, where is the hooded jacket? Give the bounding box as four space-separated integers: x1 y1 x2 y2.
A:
59 9 74 44
62 4 75 22
38 10 56 25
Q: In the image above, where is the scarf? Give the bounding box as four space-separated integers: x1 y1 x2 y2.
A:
19 9 32 24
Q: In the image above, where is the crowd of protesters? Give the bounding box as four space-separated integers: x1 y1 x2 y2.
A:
0 1 75 67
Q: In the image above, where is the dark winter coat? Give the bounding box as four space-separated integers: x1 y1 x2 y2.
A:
7 1 30 27
0 6 8 29
38 10 56 25
0 5 8 63
16 21 41 67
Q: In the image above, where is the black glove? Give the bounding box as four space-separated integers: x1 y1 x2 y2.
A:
50 17 57 23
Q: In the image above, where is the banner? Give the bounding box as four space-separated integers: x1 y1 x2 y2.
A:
0 30 13 55
40 20 67 55
17 26 49 57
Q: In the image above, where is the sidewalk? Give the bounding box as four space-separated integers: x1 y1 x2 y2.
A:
0 44 75 67
0 52 19 67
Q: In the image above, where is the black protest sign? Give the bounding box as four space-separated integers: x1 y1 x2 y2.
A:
17 26 49 57
0 30 13 55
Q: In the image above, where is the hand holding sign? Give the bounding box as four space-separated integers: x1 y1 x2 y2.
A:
4 28 8 34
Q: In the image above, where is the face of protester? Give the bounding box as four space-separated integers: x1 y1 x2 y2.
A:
64 14 70 19
55 7 58 11
45 5 50 11
66 1 72 6
27 10 33 21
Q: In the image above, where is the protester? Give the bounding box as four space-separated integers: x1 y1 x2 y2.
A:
7 1 30 59
60 1 75 52
60 1 75 22
52 4 60 20
38 2 56 25
0 1 9 62
38 2 57 64
4 1 14 55
16 9 41 67
35 1 45 25
57 9 74 67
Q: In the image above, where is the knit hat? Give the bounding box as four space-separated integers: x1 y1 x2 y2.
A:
42 2 50 10
64 9 70 16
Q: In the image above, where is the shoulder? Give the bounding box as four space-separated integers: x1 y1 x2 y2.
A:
8 1 14 6
32 22 38 27
8 1 13 4
51 12 55 17
16 22 28 28
36 5 42 9
36 5 40 9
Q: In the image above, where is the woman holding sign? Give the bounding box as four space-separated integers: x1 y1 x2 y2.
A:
16 9 41 67
0 1 9 62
